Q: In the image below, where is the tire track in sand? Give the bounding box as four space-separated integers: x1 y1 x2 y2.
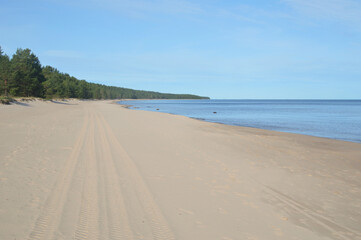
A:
264 186 361 240
74 111 99 240
28 108 89 240
94 113 134 240
96 113 176 240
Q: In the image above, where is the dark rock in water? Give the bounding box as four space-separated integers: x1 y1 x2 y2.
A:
213 112 217 114
156 109 160 110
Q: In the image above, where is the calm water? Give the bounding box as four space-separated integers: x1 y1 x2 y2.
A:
118 99 361 143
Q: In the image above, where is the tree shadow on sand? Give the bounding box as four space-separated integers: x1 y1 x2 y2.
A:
13 101 31 107
50 100 77 105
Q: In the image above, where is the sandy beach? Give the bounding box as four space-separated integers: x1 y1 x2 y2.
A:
0 100 360 240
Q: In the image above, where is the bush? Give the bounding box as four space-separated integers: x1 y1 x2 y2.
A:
0 96 15 105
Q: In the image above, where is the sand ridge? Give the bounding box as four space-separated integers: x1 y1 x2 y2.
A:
0 100 360 239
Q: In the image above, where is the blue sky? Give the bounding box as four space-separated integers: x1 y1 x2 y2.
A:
1 0 361 99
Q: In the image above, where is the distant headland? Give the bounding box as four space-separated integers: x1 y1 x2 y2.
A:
0 46 209 101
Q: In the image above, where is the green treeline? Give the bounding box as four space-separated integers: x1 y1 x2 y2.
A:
0 46 209 100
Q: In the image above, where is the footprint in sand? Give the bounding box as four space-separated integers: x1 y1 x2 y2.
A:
218 207 228 214
195 220 205 228
271 225 284 236
0 177 8 182
178 208 194 215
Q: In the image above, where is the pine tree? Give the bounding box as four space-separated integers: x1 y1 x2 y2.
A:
10 48 45 97
1 46 209 100
0 46 11 96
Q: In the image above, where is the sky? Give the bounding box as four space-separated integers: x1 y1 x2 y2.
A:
1 0 361 99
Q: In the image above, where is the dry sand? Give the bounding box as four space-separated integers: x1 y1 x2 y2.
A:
0 100 360 240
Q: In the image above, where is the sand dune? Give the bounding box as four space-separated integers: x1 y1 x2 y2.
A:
0 100 360 240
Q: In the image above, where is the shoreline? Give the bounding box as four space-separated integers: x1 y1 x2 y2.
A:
1 100 360 239
117 100 361 144
114 100 361 144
